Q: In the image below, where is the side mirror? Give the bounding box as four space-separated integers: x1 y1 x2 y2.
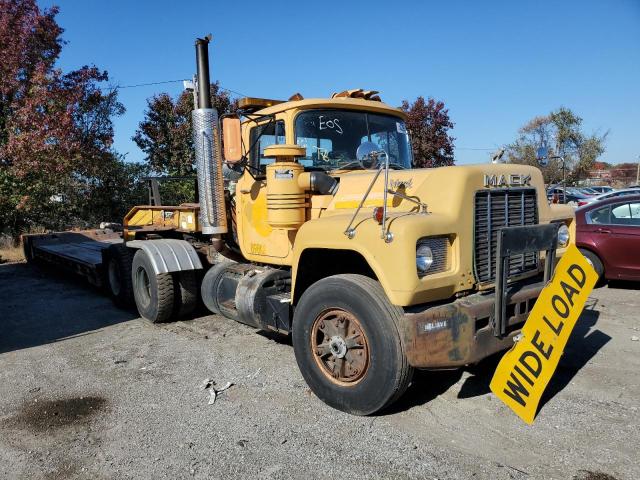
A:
222 117 242 163
356 141 381 162
536 146 549 167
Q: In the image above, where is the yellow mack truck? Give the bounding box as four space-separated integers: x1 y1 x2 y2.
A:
23 36 574 415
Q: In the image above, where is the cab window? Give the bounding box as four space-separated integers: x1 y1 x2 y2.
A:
249 120 285 169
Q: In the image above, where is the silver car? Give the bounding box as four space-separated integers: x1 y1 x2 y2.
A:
581 188 640 205
587 185 616 194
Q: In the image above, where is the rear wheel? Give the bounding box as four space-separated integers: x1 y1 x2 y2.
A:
132 249 175 323
106 244 134 308
292 274 413 415
22 237 35 263
173 271 198 318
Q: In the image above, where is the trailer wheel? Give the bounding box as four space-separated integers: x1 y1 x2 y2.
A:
173 271 198 317
22 237 35 263
132 249 175 323
106 244 134 308
292 274 413 415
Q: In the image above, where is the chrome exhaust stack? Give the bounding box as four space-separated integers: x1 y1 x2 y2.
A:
192 35 227 235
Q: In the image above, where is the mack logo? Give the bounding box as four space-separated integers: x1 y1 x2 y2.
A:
484 174 531 188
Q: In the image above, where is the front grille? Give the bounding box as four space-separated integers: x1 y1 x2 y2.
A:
474 188 538 284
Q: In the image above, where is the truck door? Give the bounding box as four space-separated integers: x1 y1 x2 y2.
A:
236 120 292 260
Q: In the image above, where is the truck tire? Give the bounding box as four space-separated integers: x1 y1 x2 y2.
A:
292 274 413 415
173 271 198 318
132 249 175 323
22 237 35 263
106 244 134 308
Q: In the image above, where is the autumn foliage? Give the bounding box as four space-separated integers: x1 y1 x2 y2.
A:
401 96 455 168
0 0 139 237
133 84 237 176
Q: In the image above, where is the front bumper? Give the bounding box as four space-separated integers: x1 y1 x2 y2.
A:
401 279 545 368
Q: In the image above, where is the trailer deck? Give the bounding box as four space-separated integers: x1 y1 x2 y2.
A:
23 229 124 286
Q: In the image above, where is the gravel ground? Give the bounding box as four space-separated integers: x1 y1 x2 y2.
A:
0 262 638 480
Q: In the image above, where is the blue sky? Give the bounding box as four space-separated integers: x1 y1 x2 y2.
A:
41 0 639 165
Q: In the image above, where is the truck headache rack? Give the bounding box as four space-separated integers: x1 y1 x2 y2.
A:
493 223 560 337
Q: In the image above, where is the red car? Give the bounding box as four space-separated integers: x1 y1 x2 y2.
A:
576 194 640 281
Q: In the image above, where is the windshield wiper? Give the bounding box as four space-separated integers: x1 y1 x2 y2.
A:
335 161 365 170
334 162 405 171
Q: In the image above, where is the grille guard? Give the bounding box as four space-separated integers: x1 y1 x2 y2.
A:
493 223 560 337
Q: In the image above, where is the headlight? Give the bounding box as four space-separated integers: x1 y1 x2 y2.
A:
416 237 450 277
416 244 434 275
558 224 570 247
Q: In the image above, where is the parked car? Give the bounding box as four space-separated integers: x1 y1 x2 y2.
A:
587 185 616 194
547 186 591 205
579 187 599 195
577 188 640 206
575 194 640 281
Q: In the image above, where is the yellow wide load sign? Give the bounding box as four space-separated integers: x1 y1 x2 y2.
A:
490 244 598 424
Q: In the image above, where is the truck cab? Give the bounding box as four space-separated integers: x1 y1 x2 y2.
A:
192 85 573 414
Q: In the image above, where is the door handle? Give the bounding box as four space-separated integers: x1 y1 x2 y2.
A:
596 228 612 234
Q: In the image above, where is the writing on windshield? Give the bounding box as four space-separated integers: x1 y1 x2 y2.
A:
295 110 413 170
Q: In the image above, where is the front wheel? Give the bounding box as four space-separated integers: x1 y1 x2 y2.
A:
173 271 198 318
292 274 413 415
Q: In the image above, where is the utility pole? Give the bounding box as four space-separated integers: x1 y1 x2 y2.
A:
636 154 639 185
560 143 566 204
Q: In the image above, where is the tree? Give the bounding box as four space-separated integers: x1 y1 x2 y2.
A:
78 154 150 225
133 84 237 176
506 107 607 184
400 96 455 168
0 0 126 237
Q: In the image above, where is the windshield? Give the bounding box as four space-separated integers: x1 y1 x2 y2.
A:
294 110 413 170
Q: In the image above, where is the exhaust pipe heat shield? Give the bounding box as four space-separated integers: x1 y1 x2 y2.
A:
193 107 227 234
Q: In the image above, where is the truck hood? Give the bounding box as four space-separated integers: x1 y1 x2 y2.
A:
324 163 548 217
